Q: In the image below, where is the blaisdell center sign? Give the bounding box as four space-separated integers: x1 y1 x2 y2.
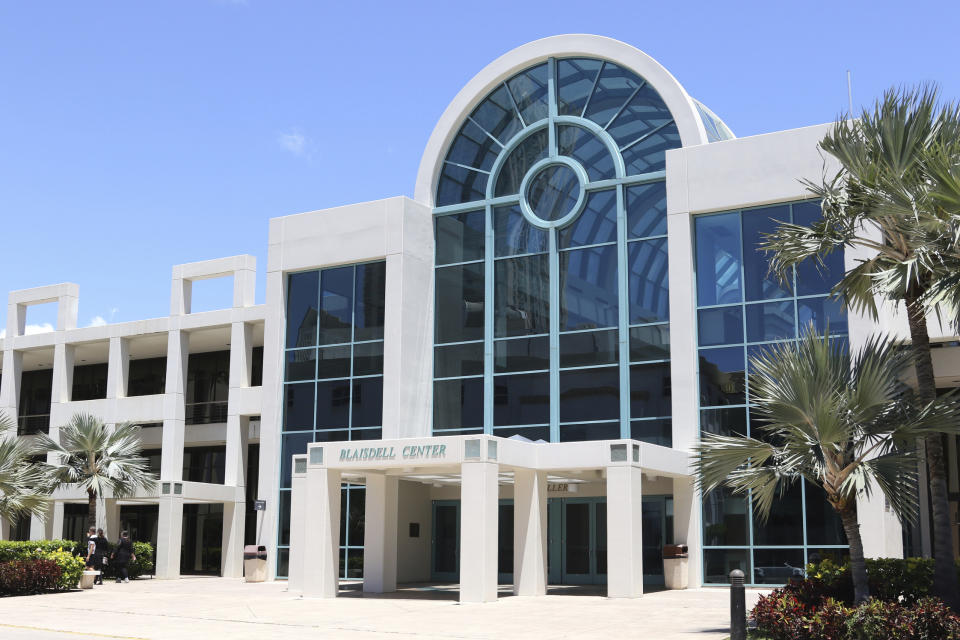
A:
339 444 449 462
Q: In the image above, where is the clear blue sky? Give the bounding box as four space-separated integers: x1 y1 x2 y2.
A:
2 0 957 330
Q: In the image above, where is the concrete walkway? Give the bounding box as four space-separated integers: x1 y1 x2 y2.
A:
0 577 767 639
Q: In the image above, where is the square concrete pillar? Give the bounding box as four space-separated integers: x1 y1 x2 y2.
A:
224 415 248 488
302 462 341 598
607 463 643 598
0 516 9 540
155 493 184 579
288 456 308 592
221 500 246 578
107 337 129 399
672 476 702 588
51 502 65 540
363 473 398 593
513 468 547 596
460 460 499 603
161 331 189 481
97 498 121 539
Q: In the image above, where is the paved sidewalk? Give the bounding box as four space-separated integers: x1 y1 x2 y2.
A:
0 577 767 639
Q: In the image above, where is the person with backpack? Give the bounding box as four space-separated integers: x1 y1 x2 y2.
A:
84 527 99 584
94 528 109 585
111 531 135 583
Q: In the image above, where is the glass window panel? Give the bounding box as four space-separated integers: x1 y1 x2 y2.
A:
506 63 549 125
353 262 385 342
352 341 384 376
318 267 354 345
278 490 291 545
699 347 746 407
621 121 680 175
700 407 747 437
628 238 669 323
558 189 616 249
469 84 523 145
753 549 805 585
526 164 580 222
560 245 619 330
559 421 621 442
346 548 364 579
557 58 604 116
494 336 550 373
494 254 550 337
797 297 847 335
435 263 484 344
286 271 318 349
495 128 548 197
630 363 671 418
703 549 749 584
315 379 350 429
314 429 349 442
702 488 749 545
626 182 667 238
583 62 643 127
432 428 483 436
436 162 488 206
282 382 314 430
494 204 547 257
493 372 549 426
805 482 847 546
435 342 484 378
630 419 671 446
351 377 383 428
284 349 316 382
280 432 312 489
559 366 619 422
606 84 673 149
559 329 618 368
742 206 791 301
492 425 550 442
276 548 290 579
808 548 850 567
556 124 615 181
695 212 743 306
445 119 499 172
435 211 485 265
698 306 743 347
793 201 845 296
746 301 795 342
433 378 484 430
316 345 351 379
346 486 365 546
752 482 803 545
629 324 670 361
350 427 382 440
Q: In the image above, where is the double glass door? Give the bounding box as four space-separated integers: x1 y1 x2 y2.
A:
549 498 607 584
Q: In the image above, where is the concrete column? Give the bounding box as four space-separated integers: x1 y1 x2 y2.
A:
221 500 246 578
513 469 547 596
288 457 307 592
51 502 65 540
51 343 74 404
29 507 50 541
607 464 643 598
460 460 499 603
160 331 189 481
0 516 9 540
363 473 398 593
0 349 22 414
302 465 341 598
672 476 702 588
155 493 184 579
106 337 129 399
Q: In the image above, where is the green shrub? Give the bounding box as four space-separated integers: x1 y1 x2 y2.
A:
806 557 958 606
0 540 78 563
0 559 62 595
39 548 85 590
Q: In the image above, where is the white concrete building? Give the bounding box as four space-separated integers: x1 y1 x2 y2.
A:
3 35 960 599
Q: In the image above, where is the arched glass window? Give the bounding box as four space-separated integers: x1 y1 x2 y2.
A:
432 57 679 444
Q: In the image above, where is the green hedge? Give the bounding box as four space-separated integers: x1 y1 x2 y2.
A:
102 541 154 579
0 559 62 595
807 557 960 606
0 540 79 563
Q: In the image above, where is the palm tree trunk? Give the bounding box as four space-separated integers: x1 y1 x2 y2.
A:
905 292 960 610
87 487 97 532
838 501 870 604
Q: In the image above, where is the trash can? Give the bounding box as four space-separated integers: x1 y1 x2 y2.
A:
244 545 267 583
663 544 689 590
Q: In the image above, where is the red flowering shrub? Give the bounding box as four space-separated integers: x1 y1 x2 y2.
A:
752 591 845 640
0 559 62 595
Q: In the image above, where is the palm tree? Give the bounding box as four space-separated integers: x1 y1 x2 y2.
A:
0 412 48 523
762 85 960 608
694 328 960 604
37 413 157 531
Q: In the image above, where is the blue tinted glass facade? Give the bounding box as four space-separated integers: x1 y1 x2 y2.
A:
694 203 848 586
277 262 386 578
433 57 678 444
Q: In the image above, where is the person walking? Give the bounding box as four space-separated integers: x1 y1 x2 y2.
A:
111 531 135 584
94 528 109 585
84 527 99 584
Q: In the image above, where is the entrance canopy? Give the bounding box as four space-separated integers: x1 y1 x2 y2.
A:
288 435 696 602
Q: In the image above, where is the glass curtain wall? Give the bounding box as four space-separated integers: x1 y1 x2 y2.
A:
432 57 678 443
694 202 849 586
276 261 386 578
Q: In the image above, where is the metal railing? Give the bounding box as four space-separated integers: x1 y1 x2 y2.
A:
17 414 50 435
185 401 228 425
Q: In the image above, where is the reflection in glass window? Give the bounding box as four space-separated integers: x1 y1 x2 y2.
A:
495 129 549 197
469 84 523 145
559 329 618 368
798 297 847 334
319 267 353 345
435 342 484 378
560 245 619 330
494 337 550 373
696 213 742 306
556 58 603 116
435 263 484 343
445 119 499 172
316 345 350 379
698 347 746 407
286 271 318 349
435 211 485 265
629 363 671 418
698 306 743 347
495 254 550 337
584 62 644 127
606 84 674 149
621 122 680 175
628 238 669 324
285 349 316 382
746 301 795 343
794 201 845 296
436 162 488 206
494 372 549 426
627 182 667 238
742 206 791 302
559 366 619 423
557 125 615 180
558 189 616 249
703 489 749 545
700 407 747 438
507 63 549 124
433 378 484 430
753 549 805 585
495 205 547 257
559 421 621 442
629 325 670 362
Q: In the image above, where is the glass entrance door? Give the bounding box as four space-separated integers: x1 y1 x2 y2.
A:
431 501 459 581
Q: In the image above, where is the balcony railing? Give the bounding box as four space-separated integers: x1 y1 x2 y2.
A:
17 414 50 435
185 401 228 425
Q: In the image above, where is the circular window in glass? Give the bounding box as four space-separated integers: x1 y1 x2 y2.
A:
525 164 582 223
